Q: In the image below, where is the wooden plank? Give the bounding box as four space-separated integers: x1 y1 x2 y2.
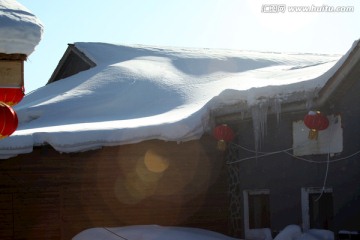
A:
0 53 27 61
0 194 13 239
0 138 229 239
13 190 61 240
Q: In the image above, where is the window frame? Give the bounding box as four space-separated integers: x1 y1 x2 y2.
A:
301 187 333 231
243 189 271 237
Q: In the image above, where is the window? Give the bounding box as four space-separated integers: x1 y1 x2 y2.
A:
301 187 334 231
249 193 271 228
244 189 271 237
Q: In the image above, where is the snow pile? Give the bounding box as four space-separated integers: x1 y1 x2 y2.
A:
274 225 302 240
0 0 43 55
246 228 272 240
274 225 334 240
72 225 238 240
0 41 355 158
72 224 335 240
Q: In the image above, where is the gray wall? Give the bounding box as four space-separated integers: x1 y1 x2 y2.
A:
229 76 360 235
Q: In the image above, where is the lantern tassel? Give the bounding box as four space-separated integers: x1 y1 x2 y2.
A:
217 140 227 151
308 129 318 140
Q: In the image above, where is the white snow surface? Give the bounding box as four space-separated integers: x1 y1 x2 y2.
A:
246 228 273 240
0 41 356 158
72 224 335 240
72 225 238 240
0 0 43 55
273 225 334 240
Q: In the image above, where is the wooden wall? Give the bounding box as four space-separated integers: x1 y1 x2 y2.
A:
0 136 229 240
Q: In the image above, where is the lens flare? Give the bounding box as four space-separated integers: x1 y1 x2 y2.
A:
144 149 169 173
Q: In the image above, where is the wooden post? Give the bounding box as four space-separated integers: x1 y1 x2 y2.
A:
0 53 26 87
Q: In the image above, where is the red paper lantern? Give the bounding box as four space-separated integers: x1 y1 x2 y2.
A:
0 102 18 139
303 111 329 140
213 124 235 151
0 86 25 106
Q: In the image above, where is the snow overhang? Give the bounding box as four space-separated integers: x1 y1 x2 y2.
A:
0 0 43 56
214 39 360 125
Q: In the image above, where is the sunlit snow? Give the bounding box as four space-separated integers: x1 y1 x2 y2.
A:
0 40 356 159
72 224 336 240
72 225 238 240
0 0 43 55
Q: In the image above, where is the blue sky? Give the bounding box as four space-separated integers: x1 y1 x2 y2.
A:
17 0 360 92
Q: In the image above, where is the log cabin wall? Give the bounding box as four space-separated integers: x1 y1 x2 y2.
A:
0 136 229 240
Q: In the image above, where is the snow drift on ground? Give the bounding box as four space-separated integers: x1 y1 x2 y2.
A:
0 40 356 158
0 0 43 55
273 225 334 240
72 225 238 240
72 224 336 240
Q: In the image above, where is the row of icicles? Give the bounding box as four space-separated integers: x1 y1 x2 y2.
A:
213 110 329 151
0 87 24 139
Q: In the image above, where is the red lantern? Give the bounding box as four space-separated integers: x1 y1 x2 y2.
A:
303 111 329 140
0 102 18 139
0 86 25 106
213 124 235 151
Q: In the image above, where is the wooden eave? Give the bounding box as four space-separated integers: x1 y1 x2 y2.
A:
0 53 27 61
316 40 360 106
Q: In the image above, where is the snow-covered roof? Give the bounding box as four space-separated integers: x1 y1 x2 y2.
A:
0 0 43 56
0 41 357 159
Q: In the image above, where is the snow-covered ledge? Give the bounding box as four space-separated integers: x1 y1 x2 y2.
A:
0 0 43 56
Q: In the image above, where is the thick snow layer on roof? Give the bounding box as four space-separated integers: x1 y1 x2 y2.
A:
0 41 355 158
0 0 43 55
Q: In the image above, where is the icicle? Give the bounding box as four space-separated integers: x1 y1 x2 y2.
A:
237 101 248 120
239 108 246 120
272 97 282 124
251 101 269 153
305 90 318 110
306 98 314 110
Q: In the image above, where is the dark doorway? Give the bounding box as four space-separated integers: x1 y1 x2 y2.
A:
309 192 334 229
249 193 271 228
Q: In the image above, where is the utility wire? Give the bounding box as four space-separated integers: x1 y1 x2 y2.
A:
227 142 360 165
103 227 130 240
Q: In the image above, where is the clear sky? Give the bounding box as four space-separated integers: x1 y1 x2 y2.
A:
16 0 360 93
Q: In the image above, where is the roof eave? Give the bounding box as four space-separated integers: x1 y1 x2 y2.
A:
315 40 360 107
214 40 360 124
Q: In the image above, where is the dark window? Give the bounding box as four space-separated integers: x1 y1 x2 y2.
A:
249 193 271 228
309 192 334 229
